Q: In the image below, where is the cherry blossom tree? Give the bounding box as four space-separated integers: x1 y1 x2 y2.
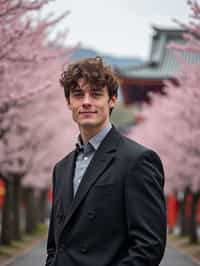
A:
126 0 200 243
0 0 75 244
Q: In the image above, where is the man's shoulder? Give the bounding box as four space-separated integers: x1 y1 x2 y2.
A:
120 133 164 173
119 133 162 165
54 150 75 170
108 126 154 161
120 133 149 156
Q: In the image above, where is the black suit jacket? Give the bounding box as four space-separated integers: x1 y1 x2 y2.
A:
46 126 166 266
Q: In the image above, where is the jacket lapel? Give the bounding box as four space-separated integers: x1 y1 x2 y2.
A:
56 151 76 243
60 151 76 217
59 127 122 237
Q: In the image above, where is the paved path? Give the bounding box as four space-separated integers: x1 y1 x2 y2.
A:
5 240 200 266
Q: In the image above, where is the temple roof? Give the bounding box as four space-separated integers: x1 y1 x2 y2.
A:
117 26 200 80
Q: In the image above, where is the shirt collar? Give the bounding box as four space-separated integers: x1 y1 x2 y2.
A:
89 122 112 150
76 122 112 152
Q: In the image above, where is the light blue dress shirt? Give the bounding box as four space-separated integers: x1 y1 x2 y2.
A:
73 122 112 196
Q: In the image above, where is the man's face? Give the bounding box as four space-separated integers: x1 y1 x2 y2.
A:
67 78 117 132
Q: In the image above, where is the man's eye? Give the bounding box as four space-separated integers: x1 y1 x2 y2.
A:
73 91 82 96
92 91 102 96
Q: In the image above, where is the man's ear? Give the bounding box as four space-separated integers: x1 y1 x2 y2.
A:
109 96 117 108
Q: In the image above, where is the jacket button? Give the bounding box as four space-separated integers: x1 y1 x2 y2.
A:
88 210 95 220
58 243 66 252
80 244 88 253
58 247 64 252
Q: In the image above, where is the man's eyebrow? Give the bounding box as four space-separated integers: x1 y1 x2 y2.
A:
72 85 81 91
91 87 104 91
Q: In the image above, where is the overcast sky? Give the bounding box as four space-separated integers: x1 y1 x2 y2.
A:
45 0 190 59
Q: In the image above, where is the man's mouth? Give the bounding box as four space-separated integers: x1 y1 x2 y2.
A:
79 111 97 114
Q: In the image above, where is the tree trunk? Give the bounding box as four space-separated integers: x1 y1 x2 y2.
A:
12 177 22 241
1 180 13 245
34 190 40 226
178 187 190 236
24 187 37 234
188 191 200 244
38 189 48 223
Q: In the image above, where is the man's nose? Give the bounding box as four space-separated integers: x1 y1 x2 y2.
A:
82 94 92 106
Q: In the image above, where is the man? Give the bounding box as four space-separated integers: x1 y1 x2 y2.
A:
45 57 166 266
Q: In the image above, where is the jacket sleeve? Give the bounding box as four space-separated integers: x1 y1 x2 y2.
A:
45 166 57 266
118 150 167 266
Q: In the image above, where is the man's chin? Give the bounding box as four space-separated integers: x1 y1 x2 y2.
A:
79 122 96 128
78 119 98 128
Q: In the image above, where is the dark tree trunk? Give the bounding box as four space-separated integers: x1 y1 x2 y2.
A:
12 177 22 241
188 191 200 244
38 189 48 223
179 187 190 236
34 191 40 226
1 179 13 245
24 187 37 234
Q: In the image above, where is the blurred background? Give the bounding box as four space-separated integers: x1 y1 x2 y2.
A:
0 0 200 264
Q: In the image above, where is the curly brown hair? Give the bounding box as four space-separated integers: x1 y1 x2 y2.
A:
59 56 120 103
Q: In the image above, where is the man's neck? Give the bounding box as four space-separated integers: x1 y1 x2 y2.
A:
79 123 110 144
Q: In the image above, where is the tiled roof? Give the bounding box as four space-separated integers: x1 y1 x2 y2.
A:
117 26 200 80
